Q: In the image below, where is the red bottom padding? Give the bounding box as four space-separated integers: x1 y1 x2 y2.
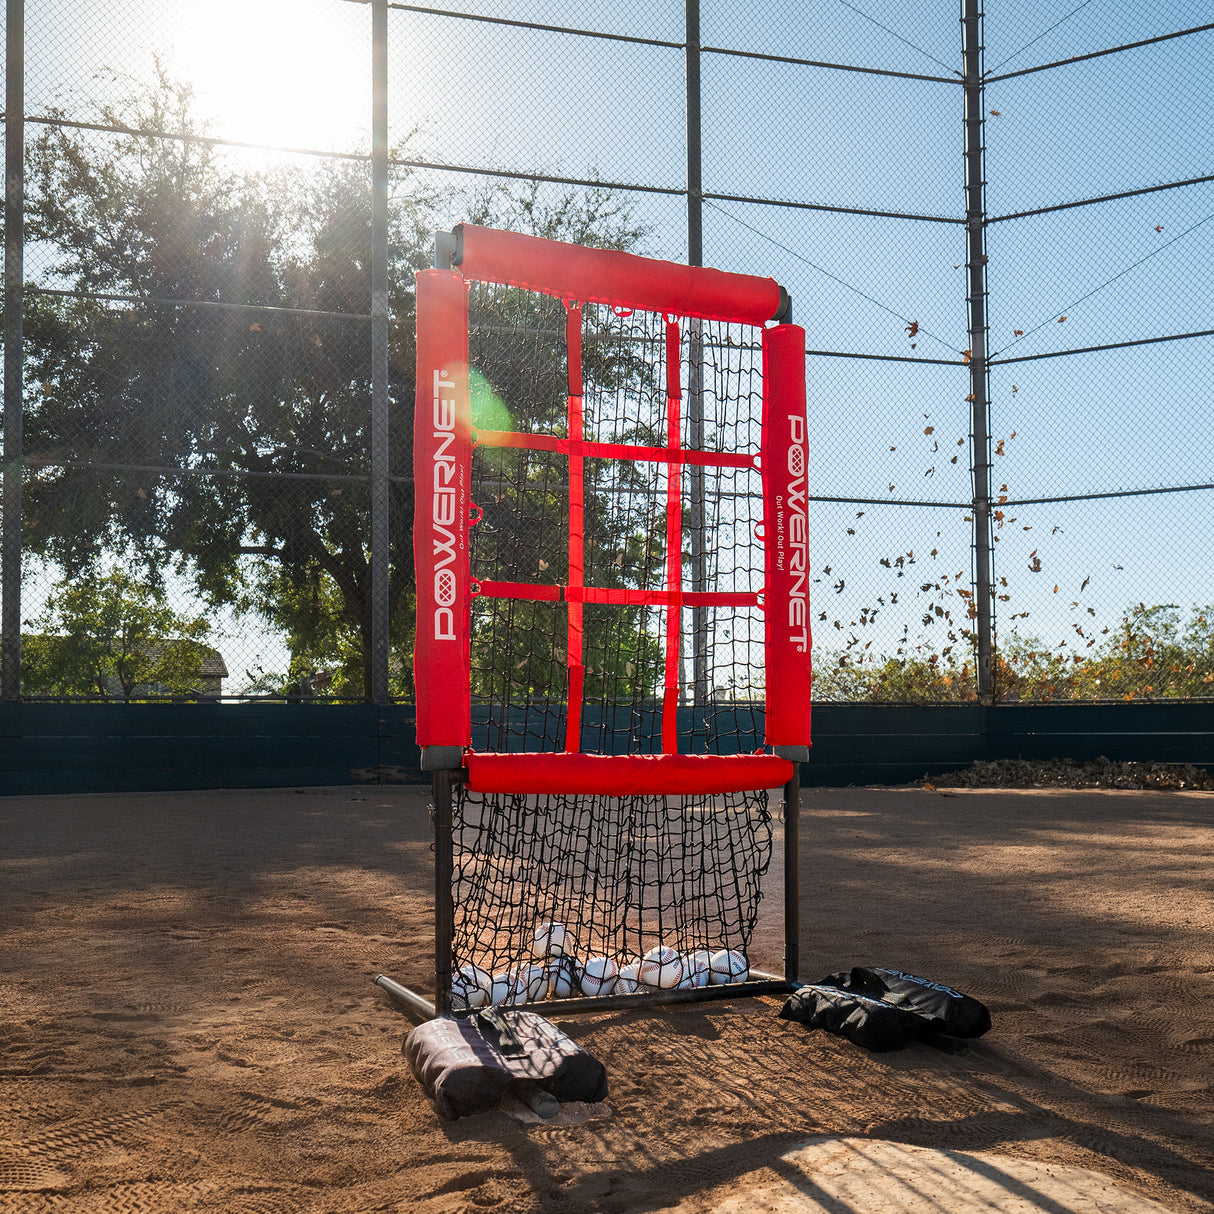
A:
465 752 794 796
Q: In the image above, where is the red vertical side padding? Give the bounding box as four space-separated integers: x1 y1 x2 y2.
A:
413 269 473 748
662 319 684 754
762 324 813 748
564 304 586 752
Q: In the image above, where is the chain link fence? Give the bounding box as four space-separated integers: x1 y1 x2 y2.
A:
3 0 1212 704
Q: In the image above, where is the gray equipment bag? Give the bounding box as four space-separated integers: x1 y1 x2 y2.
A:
402 1007 608 1120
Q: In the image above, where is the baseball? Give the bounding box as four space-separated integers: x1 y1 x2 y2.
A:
545 955 578 999
640 944 683 989
489 970 528 1006
686 949 712 988
532 920 570 959
510 961 548 1003
579 955 619 997
451 963 490 1010
615 961 641 994
708 948 749 985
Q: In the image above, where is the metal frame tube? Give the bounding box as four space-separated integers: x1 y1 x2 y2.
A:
433 768 456 1018
783 764 800 983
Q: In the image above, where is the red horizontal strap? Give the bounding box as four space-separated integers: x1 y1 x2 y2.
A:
474 429 563 451
474 579 562 601
473 582 760 607
569 587 757 608
475 429 756 471
465 752 794 795
584 441 754 470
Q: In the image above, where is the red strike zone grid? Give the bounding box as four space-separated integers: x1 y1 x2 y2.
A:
412 225 812 790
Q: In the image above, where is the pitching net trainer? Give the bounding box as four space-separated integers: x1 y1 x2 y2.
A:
404 223 810 1019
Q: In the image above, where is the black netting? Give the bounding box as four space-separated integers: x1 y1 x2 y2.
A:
466 285 769 756
450 786 773 1005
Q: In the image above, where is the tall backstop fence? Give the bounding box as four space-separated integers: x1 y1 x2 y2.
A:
3 0 1213 710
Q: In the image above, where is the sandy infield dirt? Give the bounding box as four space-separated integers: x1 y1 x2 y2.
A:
1 782 1212 1212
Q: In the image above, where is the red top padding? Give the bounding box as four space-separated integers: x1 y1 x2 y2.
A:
455 224 783 326
465 751 794 796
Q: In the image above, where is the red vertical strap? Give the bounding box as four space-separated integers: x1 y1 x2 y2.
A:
564 303 586 752
761 323 813 747
662 319 683 754
413 269 473 748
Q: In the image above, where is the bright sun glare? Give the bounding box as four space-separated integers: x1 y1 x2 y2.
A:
172 0 370 155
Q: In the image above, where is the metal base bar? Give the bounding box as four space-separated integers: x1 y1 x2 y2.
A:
373 973 437 1021
454 978 798 1019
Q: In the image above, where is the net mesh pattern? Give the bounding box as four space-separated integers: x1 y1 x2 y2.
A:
466 283 768 755
451 785 774 1001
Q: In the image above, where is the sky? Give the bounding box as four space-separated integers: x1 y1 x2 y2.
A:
7 0 1213 692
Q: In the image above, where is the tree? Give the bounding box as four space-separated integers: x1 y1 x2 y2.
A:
22 568 213 700
22 72 654 700
23 68 428 698
812 602 1214 703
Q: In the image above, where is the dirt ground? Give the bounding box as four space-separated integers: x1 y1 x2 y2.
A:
1 782 1212 1213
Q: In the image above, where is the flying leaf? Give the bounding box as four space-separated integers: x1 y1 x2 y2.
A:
1057 316 1067 323
989 109 1002 116
961 349 971 364
1155 224 1164 232
905 320 919 338
1013 329 1024 336
924 425 934 435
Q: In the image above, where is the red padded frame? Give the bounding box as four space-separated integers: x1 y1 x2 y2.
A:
467 752 794 796
413 225 811 792
456 223 784 326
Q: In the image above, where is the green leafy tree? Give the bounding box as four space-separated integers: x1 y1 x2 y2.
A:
23 72 655 700
23 69 429 697
22 568 212 700
814 602 1214 703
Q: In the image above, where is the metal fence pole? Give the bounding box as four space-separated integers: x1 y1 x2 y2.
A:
962 0 994 701
2 0 24 703
685 0 708 708
370 0 391 704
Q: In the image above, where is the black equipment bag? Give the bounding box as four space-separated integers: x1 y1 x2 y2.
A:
819 966 992 1039
402 1008 608 1120
779 983 929 1052
779 967 991 1053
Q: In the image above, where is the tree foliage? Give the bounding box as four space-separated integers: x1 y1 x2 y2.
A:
21 71 651 699
22 568 213 700
814 602 1214 703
